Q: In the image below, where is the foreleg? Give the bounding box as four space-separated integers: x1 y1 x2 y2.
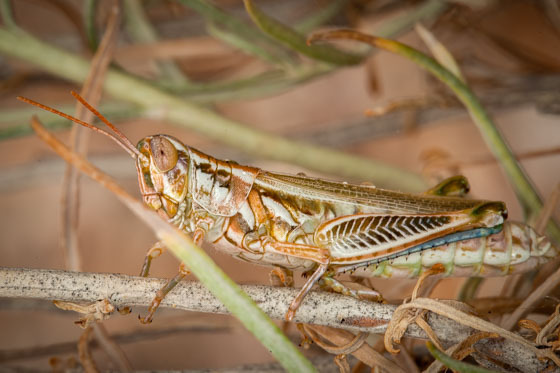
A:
139 228 205 324
139 263 191 324
139 241 166 277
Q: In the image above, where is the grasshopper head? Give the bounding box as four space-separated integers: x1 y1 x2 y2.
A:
136 135 190 219
17 92 192 221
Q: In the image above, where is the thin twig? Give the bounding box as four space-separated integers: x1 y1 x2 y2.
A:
501 265 560 332
0 0 19 32
91 325 131 372
78 327 98 373
536 183 560 235
62 0 119 275
123 0 190 84
385 297 560 368
114 35 231 62
58 4 130 371
302 325 404 373
0 317 230 363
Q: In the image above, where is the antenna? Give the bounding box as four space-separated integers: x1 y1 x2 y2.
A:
17 93 145 161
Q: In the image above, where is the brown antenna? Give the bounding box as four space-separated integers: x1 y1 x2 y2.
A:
17 93 145 160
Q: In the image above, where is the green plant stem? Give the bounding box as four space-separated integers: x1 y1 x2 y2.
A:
178 0 294 66
204 20 294 68
374 0 449 38
380 39 560 241
123 0 189 84
244 0 363 66
0 27 425 191
171 66 333 102
161 232 315 373
309 30 560 243
0 0 19 32
83 0 99 50
294 0 348 34
457 277 483 303
426 341 498 373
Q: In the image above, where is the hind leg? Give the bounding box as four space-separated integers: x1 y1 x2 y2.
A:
424 175 470 197
319 275 383 301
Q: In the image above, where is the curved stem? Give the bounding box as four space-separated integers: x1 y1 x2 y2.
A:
0 27 426 191
308 30 560 242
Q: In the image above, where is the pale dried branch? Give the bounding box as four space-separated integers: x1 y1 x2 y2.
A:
0 267 450 338
1 267 558 372
62 1 120 272
77 327 98 373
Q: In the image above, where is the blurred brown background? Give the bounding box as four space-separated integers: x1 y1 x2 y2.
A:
1 0 559 371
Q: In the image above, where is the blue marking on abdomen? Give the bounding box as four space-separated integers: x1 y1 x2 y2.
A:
335 224 503 273
399 224 503 257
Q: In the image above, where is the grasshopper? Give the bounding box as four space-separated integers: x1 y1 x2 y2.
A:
19 92 515 322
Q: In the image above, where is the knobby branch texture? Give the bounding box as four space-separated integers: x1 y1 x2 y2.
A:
0 267 555 372
0 267 452 338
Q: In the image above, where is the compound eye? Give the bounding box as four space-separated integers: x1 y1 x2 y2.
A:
150 136 178 172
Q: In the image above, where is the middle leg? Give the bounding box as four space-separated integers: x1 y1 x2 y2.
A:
262 240 331 321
